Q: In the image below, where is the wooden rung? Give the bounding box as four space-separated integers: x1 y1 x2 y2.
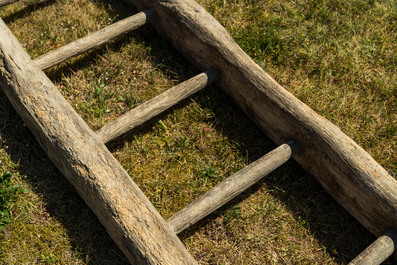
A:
33 10 154 70
96 69 219 143
348 230 397 265
0 0 19 8
167 140 299 234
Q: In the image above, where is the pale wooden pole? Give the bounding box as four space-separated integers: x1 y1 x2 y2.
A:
124 0 397 237
97 69 218 143
34 10 154 70
0 0 19 8
0 18 196 265
349 230 397 265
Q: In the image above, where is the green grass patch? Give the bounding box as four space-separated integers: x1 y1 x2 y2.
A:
0 171 24 229
0 0 395 264
200 0 396 174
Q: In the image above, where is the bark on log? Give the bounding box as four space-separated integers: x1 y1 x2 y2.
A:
168 141 299 234
34 10 154 70
0 18 196 265
124 0 397 236
97 69 218 143
0 0 18 8
349 230 397 265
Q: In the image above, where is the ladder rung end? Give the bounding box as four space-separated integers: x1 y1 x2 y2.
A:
96 69 219 144
348 230 397 265
167 140 299 234
33 10 155 70
0 0 19 8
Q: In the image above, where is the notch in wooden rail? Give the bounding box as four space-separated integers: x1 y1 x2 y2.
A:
33 10 154 70
168 140 299 234
96 69 219 143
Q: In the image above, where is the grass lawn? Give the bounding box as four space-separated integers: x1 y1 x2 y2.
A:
0 0 395 264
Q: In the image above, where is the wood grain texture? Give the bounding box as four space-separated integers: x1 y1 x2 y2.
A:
0 0 18 8
0 18 196 265
124 0 397 237
97 69 218 143
33 10 154 70
349 230 397 265
168 141 299 234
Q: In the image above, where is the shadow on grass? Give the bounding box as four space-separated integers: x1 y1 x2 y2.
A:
0 90 129 264
176 87 383 264
44 0 192 83
0 0 395 264
104 83 390 264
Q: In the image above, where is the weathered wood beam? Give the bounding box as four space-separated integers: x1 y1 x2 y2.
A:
168 141 299 234
96 69 218 143
33 10 154 70
349 230 397 265
124 0 397 236
0 0 18 8
0 18 196 265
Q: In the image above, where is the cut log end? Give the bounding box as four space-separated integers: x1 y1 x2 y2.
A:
349 230 397 265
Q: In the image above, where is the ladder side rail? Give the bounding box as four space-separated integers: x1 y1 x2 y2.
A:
124 0 397 237
0 18 197 265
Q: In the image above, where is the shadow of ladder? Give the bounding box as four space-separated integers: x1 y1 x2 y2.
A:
0 2 395 264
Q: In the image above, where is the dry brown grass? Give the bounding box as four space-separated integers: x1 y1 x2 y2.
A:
0 0 395 264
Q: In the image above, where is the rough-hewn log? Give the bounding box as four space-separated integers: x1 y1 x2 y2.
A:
33 10 154 70
0 0 18 8
97 69 218 143
124 0 397 236
349 230 397 265
0 18 196 265
168 141 299 234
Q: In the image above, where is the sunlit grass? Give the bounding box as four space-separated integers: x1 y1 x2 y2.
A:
0 0 395 264
199 0 396 174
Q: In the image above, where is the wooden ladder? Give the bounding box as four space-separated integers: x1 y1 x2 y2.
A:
0 1 395 264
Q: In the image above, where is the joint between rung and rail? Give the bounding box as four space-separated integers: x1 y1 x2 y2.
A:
167 140 299 234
